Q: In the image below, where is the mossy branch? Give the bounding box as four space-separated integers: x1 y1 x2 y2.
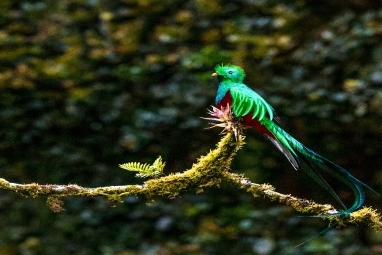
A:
0 133 380 230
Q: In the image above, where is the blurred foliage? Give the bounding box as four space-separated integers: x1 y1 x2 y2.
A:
0 0 382 254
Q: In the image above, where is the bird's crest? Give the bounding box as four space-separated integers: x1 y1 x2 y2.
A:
214 64 246 83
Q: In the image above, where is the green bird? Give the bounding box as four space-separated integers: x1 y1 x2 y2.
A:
212 63 377 219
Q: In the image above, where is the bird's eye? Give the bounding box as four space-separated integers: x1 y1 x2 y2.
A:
228 71 233 74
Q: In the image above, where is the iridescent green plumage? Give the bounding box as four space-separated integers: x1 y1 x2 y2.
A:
212 64 377 218
214 64 274 122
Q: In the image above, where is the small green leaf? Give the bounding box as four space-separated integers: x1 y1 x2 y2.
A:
119 156 165 178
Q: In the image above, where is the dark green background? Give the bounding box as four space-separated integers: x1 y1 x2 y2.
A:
0 0 381 254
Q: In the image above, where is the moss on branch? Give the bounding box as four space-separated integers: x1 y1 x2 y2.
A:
0 133 380 230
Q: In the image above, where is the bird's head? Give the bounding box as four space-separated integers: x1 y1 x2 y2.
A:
212 64 246 83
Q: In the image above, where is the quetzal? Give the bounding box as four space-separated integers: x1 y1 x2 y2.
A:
212 63 376 217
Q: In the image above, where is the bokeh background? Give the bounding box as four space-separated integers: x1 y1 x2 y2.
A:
0 0 382 254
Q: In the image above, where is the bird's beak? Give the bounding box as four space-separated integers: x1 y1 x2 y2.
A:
212 72 218 77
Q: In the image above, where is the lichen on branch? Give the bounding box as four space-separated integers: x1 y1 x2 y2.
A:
0 133 380 230
0 132 242 207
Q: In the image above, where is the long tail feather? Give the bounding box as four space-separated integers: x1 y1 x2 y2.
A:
263 134 347 209
264 135 300 170
298 147 366 214
259 118 377 215
296 150 349 210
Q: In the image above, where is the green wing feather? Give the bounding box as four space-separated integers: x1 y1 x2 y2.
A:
230 84 274 121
